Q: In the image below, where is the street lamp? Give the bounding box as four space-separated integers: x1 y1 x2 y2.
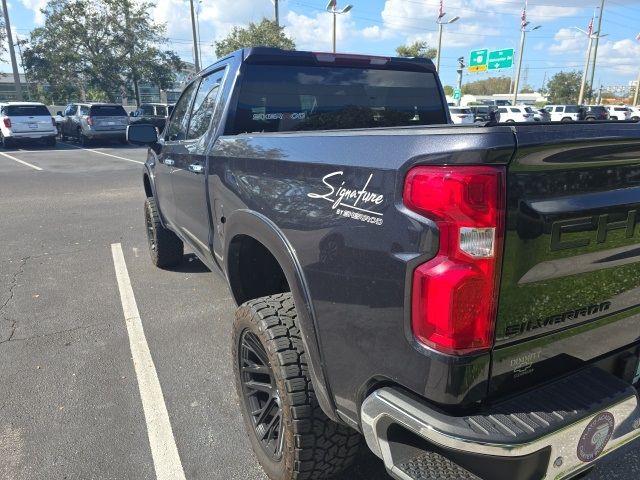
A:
572 26 608 105
326 1 353 53
456 56 465 106
512 21 541 105
435 12 460 72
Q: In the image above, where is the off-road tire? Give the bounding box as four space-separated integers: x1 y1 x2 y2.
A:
233 293 361 480
78 130 90 147
144 197 183 268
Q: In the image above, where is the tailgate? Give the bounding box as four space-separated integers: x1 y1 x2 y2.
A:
11 115 53 133
93 115 128 130
491 123 640 396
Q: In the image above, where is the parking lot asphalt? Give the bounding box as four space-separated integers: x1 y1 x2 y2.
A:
0 140 637 480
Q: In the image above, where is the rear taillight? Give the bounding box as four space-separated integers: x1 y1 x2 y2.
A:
3 118 11 128
403 166 506 355
87 116 94 126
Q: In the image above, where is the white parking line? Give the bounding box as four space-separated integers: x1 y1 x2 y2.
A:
0 151 43 171
111 243 186 480
61 142 145 165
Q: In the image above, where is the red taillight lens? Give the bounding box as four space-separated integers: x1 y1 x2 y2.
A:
403 166 506 354
87 116 94 126
3 118 11 128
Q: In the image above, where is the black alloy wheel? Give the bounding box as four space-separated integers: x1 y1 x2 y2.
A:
238 330 284 461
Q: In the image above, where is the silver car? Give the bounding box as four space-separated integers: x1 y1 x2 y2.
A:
58 103 129 146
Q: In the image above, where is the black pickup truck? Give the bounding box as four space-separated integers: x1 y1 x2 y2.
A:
128 48 640 480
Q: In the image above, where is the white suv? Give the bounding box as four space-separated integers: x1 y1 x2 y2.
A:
544 105 582 122
606 105 631 121
497 106 535 123
629 106 640 121
0 102 57 147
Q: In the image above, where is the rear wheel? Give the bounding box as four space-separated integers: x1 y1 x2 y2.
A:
505 119 515 123
561 117 572 122
144 197 183 268
233 293 361 480
1 134 14 148
78 129 90 147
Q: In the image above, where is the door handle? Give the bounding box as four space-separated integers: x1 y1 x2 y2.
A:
189 163 205 174
164 159 175 166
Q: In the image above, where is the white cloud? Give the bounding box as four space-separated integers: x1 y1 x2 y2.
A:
549 28 586 55
285 10 356 52
20 0 48 25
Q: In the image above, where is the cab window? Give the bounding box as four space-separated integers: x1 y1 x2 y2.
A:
166 81 199 141
187 70 225 140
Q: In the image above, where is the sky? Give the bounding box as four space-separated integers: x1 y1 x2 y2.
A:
5 0 640 92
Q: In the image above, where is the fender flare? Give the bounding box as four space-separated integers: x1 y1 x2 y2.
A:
224 209 339 422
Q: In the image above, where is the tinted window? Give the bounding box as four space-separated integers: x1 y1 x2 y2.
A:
451 108 472 114
524 107 535 113
565 106 579 113
510 108 520 113
232 64 447 134
139 105 155 115
80 105 90 116
5 105 51 116
90 105 127 116
156 105 168 116
498 108 507 113
166 81 199 141
187 71 224 140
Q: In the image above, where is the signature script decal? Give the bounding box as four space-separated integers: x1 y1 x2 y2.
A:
308 171 384 226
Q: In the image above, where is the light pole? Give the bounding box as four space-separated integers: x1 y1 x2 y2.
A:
326 1 353 53
512 22 541 105
14 40 31 101
270 0 280 27
435 10 460 72
573 25 607 105
1 0 23 101
189 0 201 72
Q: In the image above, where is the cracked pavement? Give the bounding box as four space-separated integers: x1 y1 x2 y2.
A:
0 143 637 480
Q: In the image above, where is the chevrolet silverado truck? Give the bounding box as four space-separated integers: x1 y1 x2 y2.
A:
128 48 640 480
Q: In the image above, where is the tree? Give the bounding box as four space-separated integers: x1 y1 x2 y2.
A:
23 0 183 104
215 18 295 58
395 41 436 59
546 71 586 104
462 76 511 95
443 85 454 96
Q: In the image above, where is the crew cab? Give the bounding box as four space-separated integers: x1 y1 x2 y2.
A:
129 48 640 480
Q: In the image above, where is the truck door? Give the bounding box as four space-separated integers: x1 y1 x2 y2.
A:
155 80 199 228
171 68 227 261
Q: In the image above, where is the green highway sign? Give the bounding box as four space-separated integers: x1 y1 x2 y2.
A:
453 89 461 100
488 49 514 70
469 49 488 68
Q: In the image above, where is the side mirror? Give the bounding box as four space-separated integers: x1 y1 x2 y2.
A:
127 124 158 146
57 111 63 116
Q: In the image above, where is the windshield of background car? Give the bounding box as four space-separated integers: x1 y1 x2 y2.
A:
90 105 127 116
232 64 447 133
5 105 51 116
525 107 535 113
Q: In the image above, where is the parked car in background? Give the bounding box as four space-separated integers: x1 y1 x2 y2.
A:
130 103 170 132
627 106 639 121
533 108 551 122
448 106 475 124
497 105 535 122
58 103 129 146
0 102 57 148
583 105 610 121
468 105 500 123
544 105 582 122
606 105 631 121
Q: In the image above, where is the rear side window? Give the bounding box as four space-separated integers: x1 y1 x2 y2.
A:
187 71 224 140
90 105 127 116
565 106 579 113
232 64 447 134
156 106 168 116
510 108 520 113
5 105 51 116
139 105 155 115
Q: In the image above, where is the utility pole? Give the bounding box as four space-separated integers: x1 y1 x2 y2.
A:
273 0 280 27
189 0 201 72
456 57 465 106
587 0 605 103
634 70 640 106
15 40 31 101
2 0 23 101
